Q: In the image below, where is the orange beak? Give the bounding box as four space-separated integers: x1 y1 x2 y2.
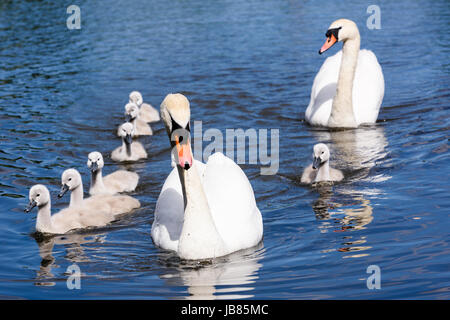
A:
175 135 193 169
319 34 337 54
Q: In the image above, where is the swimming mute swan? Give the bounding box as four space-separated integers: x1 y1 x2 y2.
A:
129 91 160 123
306 19 384 128
87 151 139 196
118 103 153 136
151 93 263 260
58 168 140 216
112 122 148 162
301 143 344 184
24 184 112 234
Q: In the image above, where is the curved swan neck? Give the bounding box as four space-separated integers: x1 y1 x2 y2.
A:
315 161 330 182
36 202 52 232
329 36 360 128
177 161 227 259
70 184 84 207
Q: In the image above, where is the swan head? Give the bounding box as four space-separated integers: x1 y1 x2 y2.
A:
319 19 359 54
118 122 134 144
124 103 140 122
312 143 330 169
129 91 143 107
160 93 193 170
25 184 50 213
58 169 82 198
87 151 104 173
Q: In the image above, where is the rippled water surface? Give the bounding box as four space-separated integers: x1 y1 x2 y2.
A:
0 0 449 299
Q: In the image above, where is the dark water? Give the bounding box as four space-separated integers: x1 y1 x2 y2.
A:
0 0 449 299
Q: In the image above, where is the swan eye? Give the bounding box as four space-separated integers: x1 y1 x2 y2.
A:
36 194 40 197
325 26 342 39
68 178 72 181
321 151 324 154
179 135 183 143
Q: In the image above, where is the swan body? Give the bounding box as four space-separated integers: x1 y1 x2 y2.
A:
151 93 263 260
118 103 152 136
306 19 384 128
87 151 139 196
59 168 140 217
301 143 344 183
129 91 160 123
112 122 148 162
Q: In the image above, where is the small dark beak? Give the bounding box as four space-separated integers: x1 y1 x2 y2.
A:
125 134 132 145
58 184 69 198
312 156 321 170
183 162 191 170
90 161 98 173
24 200 37 213
125 114 133 122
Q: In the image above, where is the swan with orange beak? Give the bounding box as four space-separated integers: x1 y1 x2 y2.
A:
305 19 384 128
153 93 263 260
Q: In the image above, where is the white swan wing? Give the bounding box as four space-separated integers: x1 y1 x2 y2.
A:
202 153 263 254
353 49 384 125
152 155 263 255
305 51 341 126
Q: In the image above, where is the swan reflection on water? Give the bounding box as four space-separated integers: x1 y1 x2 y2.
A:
157 242 265 300
311 183 374 259
33 232 107 287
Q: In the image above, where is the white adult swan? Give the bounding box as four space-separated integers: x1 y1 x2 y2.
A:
151 93 263 260
305 19 384 128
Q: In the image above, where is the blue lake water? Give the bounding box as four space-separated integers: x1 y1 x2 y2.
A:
0 0 449 299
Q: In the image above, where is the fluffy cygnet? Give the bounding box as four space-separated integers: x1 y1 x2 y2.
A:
58 168 140 216
117 103 152 136
112 122 148 162
25 184 101 234
129 91 160 123
87 151 139 196
301 143 344 184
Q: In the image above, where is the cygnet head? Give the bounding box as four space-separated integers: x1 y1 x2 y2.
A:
87 151 104 173
118 122 134 144
312 143 331 169
160 93 192 170
319 19 359 54
124 103 140 122
129 91 143 106
25 184 50 213
58 169 82 198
